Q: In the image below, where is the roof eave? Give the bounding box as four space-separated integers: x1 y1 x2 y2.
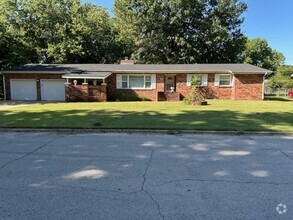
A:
112 70 233 74
0 70 68 74
233 71 271 74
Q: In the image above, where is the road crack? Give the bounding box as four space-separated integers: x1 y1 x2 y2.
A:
141 149 154 190
145 190 165 220
140 149 165 219
0 135 64 170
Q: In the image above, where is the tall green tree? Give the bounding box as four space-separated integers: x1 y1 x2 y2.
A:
0 0 38 69
115 0 247 64
113 0 136 58
268 65 293 89
19 0 121 63
242 38 285 71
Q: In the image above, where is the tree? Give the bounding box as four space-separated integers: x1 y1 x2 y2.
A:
18 0 120 63
0 0 38 69
0 0 38 99
116 0 247 64
268 65 293 89
113 0 136 58
242 38 285 71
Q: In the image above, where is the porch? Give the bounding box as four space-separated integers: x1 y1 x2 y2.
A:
62 71 111 102
157 74 181 101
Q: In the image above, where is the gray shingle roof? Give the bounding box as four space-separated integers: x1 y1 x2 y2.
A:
1 63 272 74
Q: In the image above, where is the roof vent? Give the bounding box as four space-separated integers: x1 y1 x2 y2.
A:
120 57 134 65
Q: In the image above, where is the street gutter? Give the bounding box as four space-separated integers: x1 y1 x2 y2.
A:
0 128 292 136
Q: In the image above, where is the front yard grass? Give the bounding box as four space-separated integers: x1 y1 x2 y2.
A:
0 99 292 131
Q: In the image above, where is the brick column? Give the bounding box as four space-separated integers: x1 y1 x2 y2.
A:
82 83 89 101
99 85 107 102
65 84 71 102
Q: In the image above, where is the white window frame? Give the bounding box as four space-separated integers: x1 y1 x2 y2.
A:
187 74 208 87
215 74 233 87
116 74 156 90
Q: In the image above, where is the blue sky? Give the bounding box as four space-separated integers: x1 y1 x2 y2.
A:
84 0 293 65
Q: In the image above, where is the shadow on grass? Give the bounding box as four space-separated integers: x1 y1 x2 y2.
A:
264 95 292 102
0 109 292 131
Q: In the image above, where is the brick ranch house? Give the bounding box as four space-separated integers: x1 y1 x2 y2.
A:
0 60 272 102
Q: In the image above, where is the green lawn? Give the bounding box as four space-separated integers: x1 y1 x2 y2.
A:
0 98 292 131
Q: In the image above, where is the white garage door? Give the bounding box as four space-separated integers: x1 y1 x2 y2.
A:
11 79 37 101
41 80 66 101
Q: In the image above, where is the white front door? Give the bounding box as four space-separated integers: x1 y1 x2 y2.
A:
41 80 66 101
10 79 37 101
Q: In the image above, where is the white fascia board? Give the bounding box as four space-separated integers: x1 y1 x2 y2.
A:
112 70 233 74
62 76 108 79
233 71 270 74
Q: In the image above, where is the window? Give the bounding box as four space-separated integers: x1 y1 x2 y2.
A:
117 75 155 89
219 75 231 86
215 74 232 87
122 76 128 88
129 76 144 88
187 74 208 87
145 76 152 88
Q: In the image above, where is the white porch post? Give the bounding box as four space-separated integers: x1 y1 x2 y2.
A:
82 78 88 85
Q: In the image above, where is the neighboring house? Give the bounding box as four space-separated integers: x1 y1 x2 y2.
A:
0 59 272 102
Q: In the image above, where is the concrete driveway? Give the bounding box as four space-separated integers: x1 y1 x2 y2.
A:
0 101 35 110
0 132 292 219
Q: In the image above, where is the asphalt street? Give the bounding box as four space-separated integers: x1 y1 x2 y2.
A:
0 132 292 219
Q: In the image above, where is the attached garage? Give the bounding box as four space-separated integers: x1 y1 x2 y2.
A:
41 79 66 101
10 79 37 101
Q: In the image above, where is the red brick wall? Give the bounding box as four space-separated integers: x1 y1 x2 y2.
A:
176 73 232 99
65 84 107 102
3 73 63 100
4 72 264 101
232 74 264 100
107 73 264 101
107 73 161 101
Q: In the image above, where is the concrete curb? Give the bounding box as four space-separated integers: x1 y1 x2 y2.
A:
0 128 292 136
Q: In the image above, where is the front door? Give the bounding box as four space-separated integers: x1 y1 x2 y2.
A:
165 76 175 92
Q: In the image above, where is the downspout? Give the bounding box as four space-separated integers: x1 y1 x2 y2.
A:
228 70 235 100
0 72 6 100
262 72 268 100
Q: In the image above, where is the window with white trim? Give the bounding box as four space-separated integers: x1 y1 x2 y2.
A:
187 74 208 87
215 74 233 87
117 74 156 89
122 75 128 88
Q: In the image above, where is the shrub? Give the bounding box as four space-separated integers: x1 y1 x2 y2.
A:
109 92 151 102
184 75 205 104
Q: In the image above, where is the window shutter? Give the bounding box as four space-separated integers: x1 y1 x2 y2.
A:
186 74 192 86
151 74 156 89
214 74 220 87
202 74 208 86
231 75 234 86
116 74 122 89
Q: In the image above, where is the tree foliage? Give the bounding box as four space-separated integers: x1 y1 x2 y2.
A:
268 65 293 89
18 0 120 64
0 0 38 69
114 0 248 64
113 0 136 58
0 0 288 68
242 38 285 71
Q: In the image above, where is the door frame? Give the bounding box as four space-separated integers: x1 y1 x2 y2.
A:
10 79 37 101
164 74 176 92
40 79 66 101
